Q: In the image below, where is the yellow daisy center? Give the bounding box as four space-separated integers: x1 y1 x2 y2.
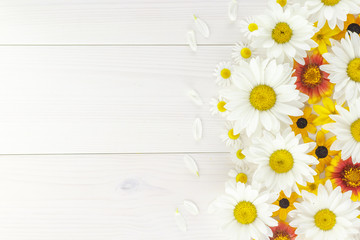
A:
274 235 290 240
347 58 360 83
221 68 231 79
248 23 258 32
351 119 360 142
217 101 227 112
316 33 324 40
277 0 287 7
343 167 360 187
314 209 336 231
269 150 294 173
249 85 277 111
236 173 248 183
241 47 252 59
321 0 340 6
302 65 323 87
228 129 240 140
309 183 317 191
233 201 257 224
236 149 246 159
272 22 293 44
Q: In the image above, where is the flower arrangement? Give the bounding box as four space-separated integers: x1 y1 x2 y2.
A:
208 0 360 239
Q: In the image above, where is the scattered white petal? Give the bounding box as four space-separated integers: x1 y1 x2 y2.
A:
193 15 210 38
174 209 187 232
188 89 203 106
186 30 197 52
228 0 238 21
183 200 199 215
184 154 200 177
192 118 202 141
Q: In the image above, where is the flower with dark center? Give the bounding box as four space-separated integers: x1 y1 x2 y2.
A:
296 118 308 129
315 146 329 159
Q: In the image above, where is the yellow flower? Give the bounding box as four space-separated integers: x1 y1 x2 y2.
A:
272 191 299 221
333 14 360 40
290 106 317 138
311 22 341 54
307 131 339 173
313 97 338 126
298 171 327 195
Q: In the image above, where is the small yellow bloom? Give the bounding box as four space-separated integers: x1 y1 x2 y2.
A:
312 22 341 54
290 106 317 138
298 171 327 195
313 97 338 126
272 191 299 221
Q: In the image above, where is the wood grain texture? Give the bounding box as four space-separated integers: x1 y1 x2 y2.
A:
0 0 267 44
0 46 233 154
0 153 232 240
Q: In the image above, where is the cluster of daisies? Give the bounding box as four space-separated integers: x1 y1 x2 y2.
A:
209 0 360 239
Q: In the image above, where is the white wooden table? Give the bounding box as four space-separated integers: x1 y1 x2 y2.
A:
0 0 266 239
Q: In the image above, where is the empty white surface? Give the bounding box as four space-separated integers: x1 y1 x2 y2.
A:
0 0 266 239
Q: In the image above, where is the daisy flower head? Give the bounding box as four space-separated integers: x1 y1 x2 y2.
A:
221 121 248 149
272 191 299 221
289 180 360 240
334 14 360 40
323 100 360 163
313 97 339 126
326 156 360 201
252 2 317 64
270 221 297 240
312 23 341 54
214 62 234 87
230 148 251 167
305 0 360 30
223 57 307 137
244 128 318 196
308 130 338 172
231 41 259 64
321 32 360 104
239 16 259 41
293 53 333 104
212 182 279 240
209 95 229 117
290 106 317 138
228 164 255 185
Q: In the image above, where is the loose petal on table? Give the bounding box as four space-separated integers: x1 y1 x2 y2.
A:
228 0 238 21
188 89 203 106
183 200 199 215
186 30 197 52
184 154 200 177
194 15 210 38
192 118 203 141
174 209 187 232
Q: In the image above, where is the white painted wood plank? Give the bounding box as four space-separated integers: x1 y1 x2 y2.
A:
0 153 231 240
0 0 266 44
0 46 230 154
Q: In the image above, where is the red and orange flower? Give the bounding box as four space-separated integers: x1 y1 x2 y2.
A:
270 221 297 240
326 156 360 201
293 54 333 104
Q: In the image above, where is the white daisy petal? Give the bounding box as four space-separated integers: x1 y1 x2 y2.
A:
183 200 200 215
194 15 210 38
192 118 202 141
228 0 238 21
184 154 199 177
174 209 187 232
188 89 203 106
186 30 197 52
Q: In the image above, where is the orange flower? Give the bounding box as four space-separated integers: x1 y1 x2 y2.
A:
311 22 340 54
270 221 297 240
290 106 317 138
333 14 360 40
272 191 299 221
293 54 333 104
307 130 339 173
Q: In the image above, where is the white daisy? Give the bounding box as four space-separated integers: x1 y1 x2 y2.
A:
231 41 260 64
214 62 234 87
271 0 298 8
239 16 259 41
222 57 307 137
209 95 229 117
321 32 360 104
323 100 360 163
289 180 360 240
305 0 360 30
244 128 318 196
228 164 256 185
252 3 317 64
212 182 279 240
221 121 248 148
230 148 251 167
